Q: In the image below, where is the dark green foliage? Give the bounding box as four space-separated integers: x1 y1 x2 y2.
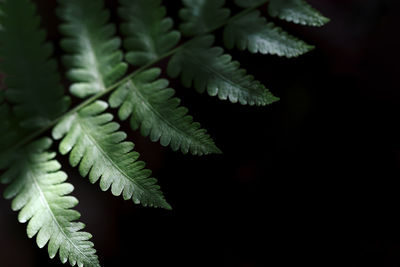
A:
268 0 330 27
224 10 314 57
234 0 267 8
168 35 279 105
110 68 221 155
0 0 328 266
180 0 230 36
0 0 70 129
119 0 181 66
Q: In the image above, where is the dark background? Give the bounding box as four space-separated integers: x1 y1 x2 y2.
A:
1 0 400 266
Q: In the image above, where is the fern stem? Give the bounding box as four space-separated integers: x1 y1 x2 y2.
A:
8 2 266 152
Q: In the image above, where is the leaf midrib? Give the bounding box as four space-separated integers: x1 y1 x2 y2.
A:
127 80 216 153
187 52 267 101
75 112 148 194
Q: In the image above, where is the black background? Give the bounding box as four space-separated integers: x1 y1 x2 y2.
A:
1 0 400 266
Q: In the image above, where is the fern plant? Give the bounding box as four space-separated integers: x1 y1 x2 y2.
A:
0 0 329 266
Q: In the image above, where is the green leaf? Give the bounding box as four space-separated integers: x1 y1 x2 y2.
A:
0 138 100 267
234 0 267 8
119 0 180 66
52 101 170 210
57 0 128 98
0 0 70 129
224 10 314 57
109 68 221 155
179 0 230 36
167 35 279 106
268 0 330 27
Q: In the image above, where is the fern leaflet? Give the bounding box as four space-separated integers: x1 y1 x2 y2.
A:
167 35 279 106
109 68 220 155
57 0 128 98
52 101 170 209
224 10 314 57
179 0 230 36
119 0 180 67
0 138 99 267
268 0 330 27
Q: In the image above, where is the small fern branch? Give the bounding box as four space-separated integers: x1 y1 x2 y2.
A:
52 101 171 209
6 2 272 153
109 68 221 155
0 138 99 267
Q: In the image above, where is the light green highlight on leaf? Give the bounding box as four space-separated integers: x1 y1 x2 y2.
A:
57 0 128 98
52 101 171 210
0 138 100 267
109 68 221 155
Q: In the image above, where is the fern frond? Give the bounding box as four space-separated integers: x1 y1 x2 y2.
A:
57 0 128 98
167 35 279 106
0 138 99 267
224 10 314 57
234 0 266 8
268 0 330 27
109 68 221 155
179 0 230 37
52 101 170 210
0 0 70 129
119 0 180 67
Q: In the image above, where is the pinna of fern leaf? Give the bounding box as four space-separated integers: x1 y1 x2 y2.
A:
52 100 171 210
109 68 221 156
0 138 100 267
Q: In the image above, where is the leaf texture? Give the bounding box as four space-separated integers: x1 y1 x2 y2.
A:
52 101 171 210
167 35 279 106
224 10 313 57
268 0 329 27
0 0 70 129
179 0 230 37
234 0 267 8
119 0 180 66
57 0 128 98
0 138 99 267
109 68 221 155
